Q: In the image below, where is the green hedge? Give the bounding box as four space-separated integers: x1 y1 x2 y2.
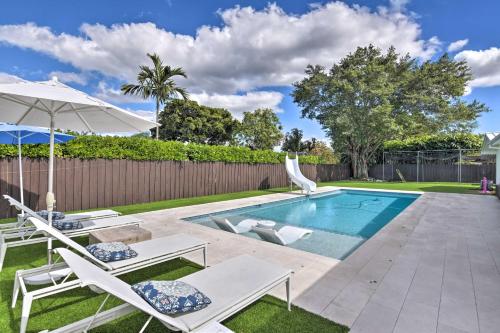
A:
384 133 483 152
0 135 324 164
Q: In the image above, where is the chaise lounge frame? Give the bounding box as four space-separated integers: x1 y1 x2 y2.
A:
13 217 208 333
44 248 292 333
0 195 140 271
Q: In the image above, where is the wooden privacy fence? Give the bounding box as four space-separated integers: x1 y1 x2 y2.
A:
369 163 495 183
0 158 351 218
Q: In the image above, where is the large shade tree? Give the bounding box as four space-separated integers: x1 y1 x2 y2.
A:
121 53 189 139
158 99 239 144
293 45 489 178
237 108 283 150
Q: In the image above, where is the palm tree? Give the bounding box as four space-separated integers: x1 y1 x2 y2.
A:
122 53 189 139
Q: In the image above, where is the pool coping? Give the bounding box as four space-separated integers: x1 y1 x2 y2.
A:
183 186 421 260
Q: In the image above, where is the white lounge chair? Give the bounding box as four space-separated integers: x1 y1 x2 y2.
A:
0 196 141 272
0 195 120 230
210 216 259 234
48 248 292 333
13 217 208 333
253 226 312 246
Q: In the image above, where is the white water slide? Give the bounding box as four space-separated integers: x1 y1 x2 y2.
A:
285 154 317 194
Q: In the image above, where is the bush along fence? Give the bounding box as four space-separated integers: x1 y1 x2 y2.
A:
0 158 351 218
0 135 329 164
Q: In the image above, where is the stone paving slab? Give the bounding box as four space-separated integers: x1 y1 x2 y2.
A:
129 187 500 333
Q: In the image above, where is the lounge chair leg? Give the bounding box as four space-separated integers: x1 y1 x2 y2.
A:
203 246 207 268
0 241 7 272
20 293 33 333
12 270 21 308
286 278 291 311
139 316 153 333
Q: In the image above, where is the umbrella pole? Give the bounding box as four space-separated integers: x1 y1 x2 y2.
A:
47 114 56 264
17 135 25 217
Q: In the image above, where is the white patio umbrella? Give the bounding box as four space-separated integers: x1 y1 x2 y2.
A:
0 77 157 263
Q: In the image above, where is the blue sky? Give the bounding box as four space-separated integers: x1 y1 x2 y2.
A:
0 0 499 141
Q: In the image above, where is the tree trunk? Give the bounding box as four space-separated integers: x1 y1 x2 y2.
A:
155 100 160 140
350 150 369 179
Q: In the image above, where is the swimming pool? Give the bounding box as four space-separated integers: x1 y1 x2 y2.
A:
185 190 420 259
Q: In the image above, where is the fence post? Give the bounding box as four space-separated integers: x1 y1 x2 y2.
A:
382 151 385 181
458 149 462 183
416 151 420 183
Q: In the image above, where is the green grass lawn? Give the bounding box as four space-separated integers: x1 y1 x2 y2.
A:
109 187 289 215
320 180 482 194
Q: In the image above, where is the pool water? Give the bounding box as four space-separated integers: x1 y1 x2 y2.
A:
185 190 419 259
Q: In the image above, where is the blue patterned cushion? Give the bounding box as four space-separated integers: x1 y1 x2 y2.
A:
131 280 211 314
36 210 65 220
85 242 138 262
52 220 83 231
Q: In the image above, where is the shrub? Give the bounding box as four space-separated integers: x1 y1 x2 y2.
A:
0 135 327 164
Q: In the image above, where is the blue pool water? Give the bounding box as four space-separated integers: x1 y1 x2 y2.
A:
185 190 419 259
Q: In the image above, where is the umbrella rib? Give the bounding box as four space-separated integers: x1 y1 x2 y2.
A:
100 107 145 132
37 99 54 113
16 99 43 125
0 95 49 117
73 108 95 132
57 106 97 113
76 112 93 132
53 102 69 114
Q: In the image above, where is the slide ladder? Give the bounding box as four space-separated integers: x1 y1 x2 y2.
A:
285 154 317 194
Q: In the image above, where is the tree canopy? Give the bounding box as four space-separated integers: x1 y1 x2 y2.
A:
308 141 339 164
236 108 283 150
292 45 490 178
282 128 304 152
384 133 483 152
157 99 238 145
282 128 318 153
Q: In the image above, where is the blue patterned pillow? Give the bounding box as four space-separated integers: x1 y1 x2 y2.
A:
52 220 83 231
86 242 138 262
36 210 65 220
131 280 211 314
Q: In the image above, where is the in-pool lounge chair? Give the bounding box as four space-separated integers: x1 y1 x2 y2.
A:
14 217 208 333
0 196 141 271
46 248 292 333
210 216 259 234
253 226 312 246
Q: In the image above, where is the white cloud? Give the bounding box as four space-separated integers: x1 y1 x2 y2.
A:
191 91 284 119
447 39 468 52
455 47 500 88
463 85 472 96
0 2 439 97
48 71 88 85
389 0 410 12
0 72 25 83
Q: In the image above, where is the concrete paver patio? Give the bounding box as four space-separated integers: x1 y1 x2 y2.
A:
132 187 500 333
